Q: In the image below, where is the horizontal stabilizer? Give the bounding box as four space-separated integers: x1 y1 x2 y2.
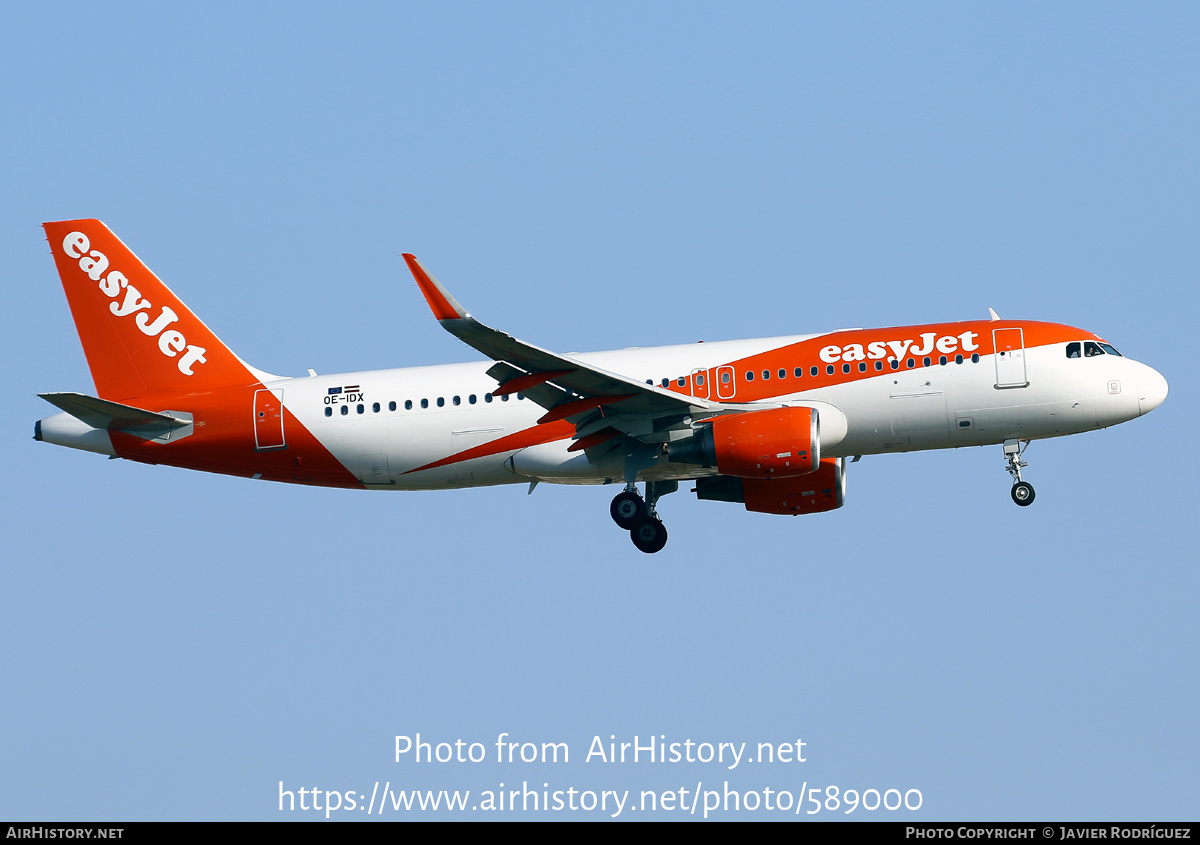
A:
38 392 188 433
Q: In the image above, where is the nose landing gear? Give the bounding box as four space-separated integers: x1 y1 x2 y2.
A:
1003 439 1035 507
610 480 676 553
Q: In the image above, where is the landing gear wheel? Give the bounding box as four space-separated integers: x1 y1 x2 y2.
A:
610 491 647 529
630 517 668 554
1011 481 1035 507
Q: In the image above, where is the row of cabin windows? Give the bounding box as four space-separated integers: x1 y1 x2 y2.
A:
645 353 983 388
324 342 1119 420
749 353 981 379
324 392 527 417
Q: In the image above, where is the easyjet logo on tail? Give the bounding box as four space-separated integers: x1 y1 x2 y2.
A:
62 231 208 376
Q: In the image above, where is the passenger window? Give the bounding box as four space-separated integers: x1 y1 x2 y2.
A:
340 405 348 416
971 353 980 363
746 371 754 381
357 404 364 414
405 400 413 410
761 370 770 380
324 407 332 417
858 362 867 372
779 369 787 379
420 399 429 409
811 366 819 377
923 357 931 367
469 394 477 404
661 378 670 387
452 395 461 406
1084 341 1103 357
372 402 380 413
389 401 396 411
437 397 445 407
485 394 493 403
1066 342 1081 359
826 365 834 375
502 394 509 402
939 356 947 366
955 354 963 364
874 360 883 371
842 363 851 374
890 360 899 370
678 377 686 387
794 368 803 378
906 358 915 368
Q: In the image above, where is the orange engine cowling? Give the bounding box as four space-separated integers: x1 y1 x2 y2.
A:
670 406 819 479
694 457 846 515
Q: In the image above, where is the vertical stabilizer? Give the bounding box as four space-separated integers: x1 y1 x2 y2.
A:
43 219 258 401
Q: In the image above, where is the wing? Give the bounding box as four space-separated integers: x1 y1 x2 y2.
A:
402 255 750 449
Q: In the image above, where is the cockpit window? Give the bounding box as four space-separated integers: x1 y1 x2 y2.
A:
1066 342 1081 359
1098 342 1122 357
1084 341 1104 357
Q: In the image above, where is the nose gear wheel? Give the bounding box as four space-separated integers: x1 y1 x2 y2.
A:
1011 481 1035 506
1002 439 1036 507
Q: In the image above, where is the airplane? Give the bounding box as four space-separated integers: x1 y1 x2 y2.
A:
34 219 1169 553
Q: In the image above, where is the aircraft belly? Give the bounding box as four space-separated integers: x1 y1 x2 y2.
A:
888 391 951 449
352 453 393 486
395 455 524 490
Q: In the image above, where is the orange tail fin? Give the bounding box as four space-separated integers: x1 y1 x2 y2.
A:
44 219 260 401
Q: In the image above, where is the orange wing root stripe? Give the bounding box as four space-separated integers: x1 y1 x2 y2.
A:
402 419 575 475
537 394 635 425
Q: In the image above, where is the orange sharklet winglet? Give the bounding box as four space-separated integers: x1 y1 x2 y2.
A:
493 369 576 397
403 254 467 321
537 394 635 425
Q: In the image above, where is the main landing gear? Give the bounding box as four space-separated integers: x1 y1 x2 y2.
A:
610 481 676 553
1003 439 1035 507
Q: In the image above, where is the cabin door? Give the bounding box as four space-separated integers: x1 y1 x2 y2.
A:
993 328 1028 389
254 389 286 451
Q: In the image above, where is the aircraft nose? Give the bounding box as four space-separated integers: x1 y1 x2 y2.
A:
1138 367 1168 415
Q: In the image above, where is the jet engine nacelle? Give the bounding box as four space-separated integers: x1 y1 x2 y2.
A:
695 456 846 515
669 406 819 479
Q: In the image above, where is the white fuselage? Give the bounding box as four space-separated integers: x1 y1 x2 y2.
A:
268 333 1162 490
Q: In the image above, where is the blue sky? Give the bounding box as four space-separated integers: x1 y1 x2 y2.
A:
2 3 1197 820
